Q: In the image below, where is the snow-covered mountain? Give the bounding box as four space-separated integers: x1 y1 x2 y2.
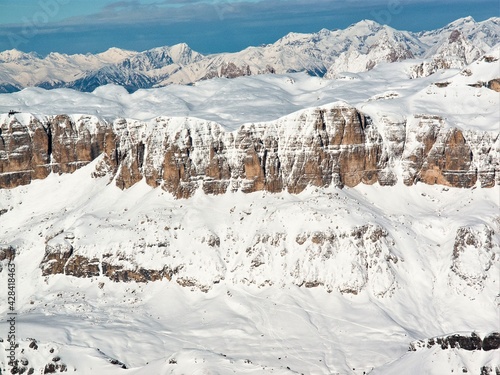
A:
325 17 499 78
324 27 418 77
158 19 426 85
409 29 486 78
0 47 136 92
0 18 499 375
49 43 205 92
0 17 498 92
0 172 497 374
417 16 500 52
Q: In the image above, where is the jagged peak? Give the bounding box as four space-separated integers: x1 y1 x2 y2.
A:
348 19 384 31
96 47 137 62
480 16 500 25
169 42 191 51
315 28 333 36
447 16 476 26
274 31 312 45
100 46 135 55
0 48 40 62
45 51 70 60
168 43 202 59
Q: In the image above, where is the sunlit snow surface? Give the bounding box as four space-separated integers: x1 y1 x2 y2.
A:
0 49 499 132
0 164 498 374
0 53 499 374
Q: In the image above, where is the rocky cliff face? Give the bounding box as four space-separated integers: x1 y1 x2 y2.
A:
0 115 114 189
37 223 399 295
1 105 498 196
410 30 483 78
410 332 500 352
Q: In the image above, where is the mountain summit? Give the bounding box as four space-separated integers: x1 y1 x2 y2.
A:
0 17 498 93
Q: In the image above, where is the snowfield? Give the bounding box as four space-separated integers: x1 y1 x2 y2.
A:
0 23 499 375
0 43 499 133
0 162 498 374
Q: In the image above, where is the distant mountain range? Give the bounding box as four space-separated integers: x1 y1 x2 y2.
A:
0 16 498 93
1 15 500 375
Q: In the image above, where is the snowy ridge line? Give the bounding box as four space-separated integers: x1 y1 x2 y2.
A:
0 16 498 92
0 101 498 196
1 42 499 133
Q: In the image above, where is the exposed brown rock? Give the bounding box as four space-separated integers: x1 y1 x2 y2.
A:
1 107 497 195
65 255 100 278
419 128 477 187
39 232 181 282
482 332 500 351
242 147 266 193
102 262 172 282
487 78 500 92
0 117 49 188
41 239 73 276
465 131 498 188
0 115 113 188
0 245 15 262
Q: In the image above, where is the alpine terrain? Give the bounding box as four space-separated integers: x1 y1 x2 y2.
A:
0 16 499 375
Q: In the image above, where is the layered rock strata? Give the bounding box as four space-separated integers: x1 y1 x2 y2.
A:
0 105 498 196
39 224 400 295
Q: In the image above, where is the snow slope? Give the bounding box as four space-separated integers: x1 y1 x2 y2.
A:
1 45 499 132
0 160 498 374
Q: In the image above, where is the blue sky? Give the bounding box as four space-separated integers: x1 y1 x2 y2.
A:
0 0 498 55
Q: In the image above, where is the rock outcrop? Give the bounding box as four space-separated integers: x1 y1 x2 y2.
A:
450 225 498 290
0 115 114 189
0 245 15 273
40 231 180 282
410 332 500 351
38 224 399 295
488 78 500 92
1 105 498 196
410 29 483 78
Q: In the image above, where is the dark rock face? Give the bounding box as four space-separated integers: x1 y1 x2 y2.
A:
1 107 498 196
65 255 100 278
0 245 15 262
410 332 499 352
0 245 15 273
0 117 48 188
483 332 500 351
101 262 176 283
446 333 483 350
39 232 181 282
